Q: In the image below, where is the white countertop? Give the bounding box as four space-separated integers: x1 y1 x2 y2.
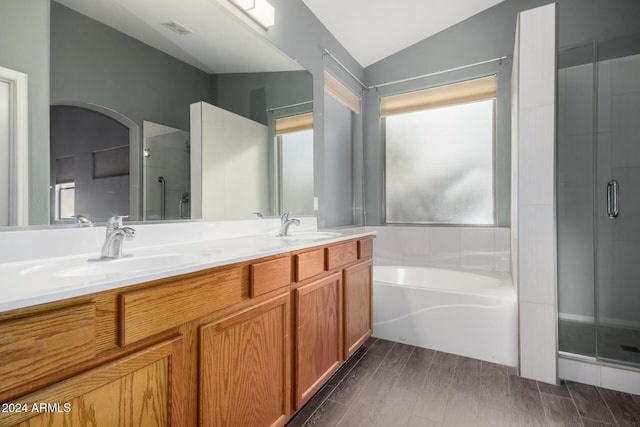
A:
0 222 373 313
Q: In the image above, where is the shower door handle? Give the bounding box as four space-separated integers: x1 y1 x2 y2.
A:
607 180 619 219
158 176 166 220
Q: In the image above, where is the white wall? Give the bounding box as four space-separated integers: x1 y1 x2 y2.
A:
512 3 557 385
190 102 269 220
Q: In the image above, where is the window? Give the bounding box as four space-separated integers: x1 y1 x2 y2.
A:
382 76 496 225
275 113 314 215
55 182 75 220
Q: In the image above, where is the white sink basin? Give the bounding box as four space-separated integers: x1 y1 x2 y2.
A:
21 252 212 279
60 253 209 277
280 231 342 241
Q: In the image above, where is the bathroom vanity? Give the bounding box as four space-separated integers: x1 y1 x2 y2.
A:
0 230 373 426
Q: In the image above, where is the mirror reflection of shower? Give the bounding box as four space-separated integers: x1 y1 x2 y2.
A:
143 121 190 220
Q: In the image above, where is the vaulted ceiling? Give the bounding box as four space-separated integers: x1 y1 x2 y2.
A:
302 0 505 67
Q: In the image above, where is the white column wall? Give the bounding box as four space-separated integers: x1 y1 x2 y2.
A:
190 102 269 220
512 3 558 384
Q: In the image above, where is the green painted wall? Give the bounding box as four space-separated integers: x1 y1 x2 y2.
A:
51 2 213 134
0 0 50 225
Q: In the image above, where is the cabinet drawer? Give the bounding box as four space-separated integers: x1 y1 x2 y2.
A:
358 238 373 260
121 267 243 346
250 256 291 298
326 241 358 270
0 304 96 391
295 248 325 282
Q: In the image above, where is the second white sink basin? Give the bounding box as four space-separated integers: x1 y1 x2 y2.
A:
280 231 342 241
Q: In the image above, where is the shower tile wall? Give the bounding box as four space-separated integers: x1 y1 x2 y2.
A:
144 131 190 220
366 226 510 272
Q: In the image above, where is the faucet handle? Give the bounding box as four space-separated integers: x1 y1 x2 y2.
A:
106 215 128 231
281 212 292 223
121 226 136 240
72 214 92 227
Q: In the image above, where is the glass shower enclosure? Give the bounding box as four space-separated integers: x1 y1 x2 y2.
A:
557 33 640 366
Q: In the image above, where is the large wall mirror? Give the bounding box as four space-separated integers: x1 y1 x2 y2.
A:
2 0 314 227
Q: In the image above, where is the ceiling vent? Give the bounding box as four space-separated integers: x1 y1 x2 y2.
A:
161 21 193 35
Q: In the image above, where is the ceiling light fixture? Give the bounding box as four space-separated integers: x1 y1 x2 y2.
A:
229 0 275 28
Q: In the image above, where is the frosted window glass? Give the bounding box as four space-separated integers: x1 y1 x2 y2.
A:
280 129 314 215
385 99 495 224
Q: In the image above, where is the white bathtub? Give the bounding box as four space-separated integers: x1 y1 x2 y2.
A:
373 266 518 366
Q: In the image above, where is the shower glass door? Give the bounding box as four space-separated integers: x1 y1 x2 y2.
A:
594 34 640 365
557 33 640 366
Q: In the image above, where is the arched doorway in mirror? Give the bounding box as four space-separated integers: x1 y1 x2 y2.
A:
50 103 139 224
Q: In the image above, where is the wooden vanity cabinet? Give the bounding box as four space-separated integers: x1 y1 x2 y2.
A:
293 272 343 409
200 292 291 427
343 259 373 359
291 237 373 410
0 236 373 427
0 337 184 426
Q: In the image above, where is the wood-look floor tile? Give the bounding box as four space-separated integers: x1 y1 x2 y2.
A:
427 351 459 384
479 360 510 403
412 378 450 423
508 374 547 426
367 338 395 358
481 360 509 374
394 346 435 393
407 415 440 427
540 392 582 427
337 399 380 427
328 346 365 387
478 397 514 427
581 417 617 426
566 381 616 424
289 340 640 427
303 398 349 427
358 368 400 406
452 355 481 393
362 336 378 353
598 387 640 427
379 342 414 373
442 388 479 426
374 386 419 427
538 380 572 398
329 353 383 405
286 385 334 427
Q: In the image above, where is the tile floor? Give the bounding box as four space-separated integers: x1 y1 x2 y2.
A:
286 337 640 427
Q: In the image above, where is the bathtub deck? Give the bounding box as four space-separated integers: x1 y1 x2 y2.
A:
286 337 640 427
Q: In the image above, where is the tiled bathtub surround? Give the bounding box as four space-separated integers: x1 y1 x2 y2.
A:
365 226 510 272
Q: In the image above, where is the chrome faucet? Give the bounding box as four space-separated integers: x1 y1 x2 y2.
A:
72 214 92 227
278 212 300 237
99 216 136 259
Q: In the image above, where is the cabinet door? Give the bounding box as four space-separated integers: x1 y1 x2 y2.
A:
294 272 342 409
200 293 290 427
343 260 373 359
0 337 184 427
